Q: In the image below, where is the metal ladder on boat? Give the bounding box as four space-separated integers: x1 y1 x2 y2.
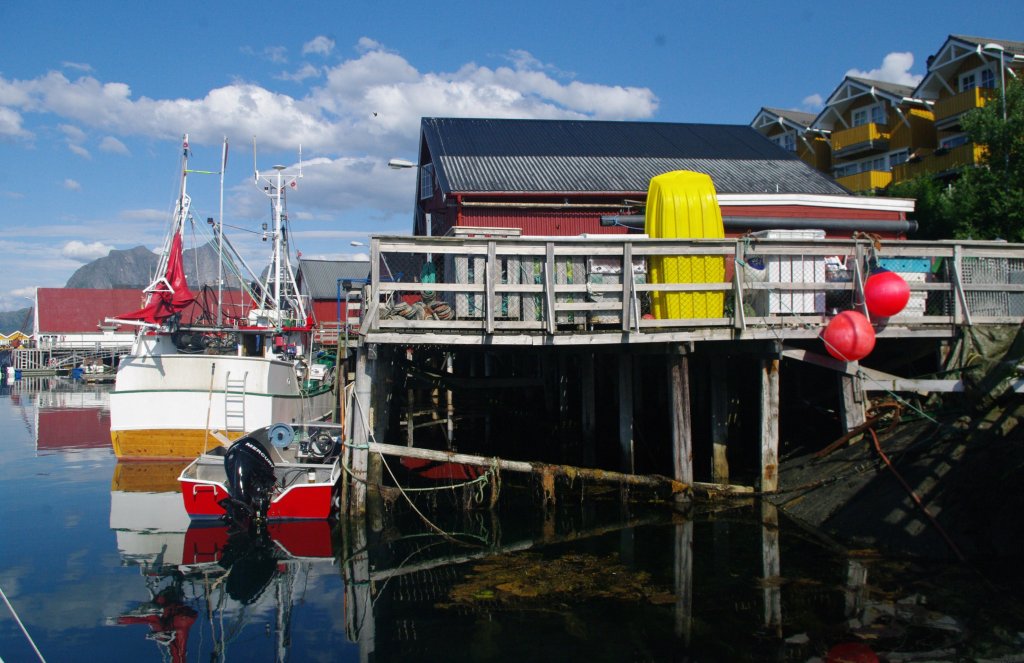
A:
224 371 249 433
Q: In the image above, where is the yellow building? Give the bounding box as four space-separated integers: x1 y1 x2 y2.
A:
900 35 1024 182
812 77 936 193
750 107 831 172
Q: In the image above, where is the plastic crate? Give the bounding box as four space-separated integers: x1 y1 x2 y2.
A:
748 230 826 315
878 257 931 273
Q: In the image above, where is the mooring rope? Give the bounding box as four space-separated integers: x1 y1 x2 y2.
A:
0 583 46 662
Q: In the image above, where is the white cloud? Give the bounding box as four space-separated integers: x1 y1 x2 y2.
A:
0 106 31 139
277 63 321 83
63 178 81 191
846 52 922 87
802 93 823 110
119 208 169 222
68 143 90 158
99 135 129 154
303 36 335 57
61 240 114 262
62 61 93 73
1 39 660 269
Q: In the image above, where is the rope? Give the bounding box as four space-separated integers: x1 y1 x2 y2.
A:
346 389 486 548
0 583 46 662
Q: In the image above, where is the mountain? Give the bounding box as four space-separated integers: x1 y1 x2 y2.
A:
64 242 233 289
0 308 32 335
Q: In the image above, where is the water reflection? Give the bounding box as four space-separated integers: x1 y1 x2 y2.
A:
1 381 1020 662
109 462 338 661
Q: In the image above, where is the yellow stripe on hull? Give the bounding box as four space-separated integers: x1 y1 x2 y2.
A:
111 460 191 491
111 429 247 460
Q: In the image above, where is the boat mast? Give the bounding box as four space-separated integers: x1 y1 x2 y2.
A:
253 141 307 328
217 137 227 328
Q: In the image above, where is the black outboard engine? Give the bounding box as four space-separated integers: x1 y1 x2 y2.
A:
221 432 277 532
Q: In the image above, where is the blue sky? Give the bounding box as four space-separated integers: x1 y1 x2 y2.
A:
2 1 1021 311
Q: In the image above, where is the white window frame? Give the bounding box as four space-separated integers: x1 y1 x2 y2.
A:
419 163 434 200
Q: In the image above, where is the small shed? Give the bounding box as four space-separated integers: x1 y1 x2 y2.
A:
297 259 371 326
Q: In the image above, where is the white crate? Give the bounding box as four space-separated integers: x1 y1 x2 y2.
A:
748 229 826 315
893 272 927 317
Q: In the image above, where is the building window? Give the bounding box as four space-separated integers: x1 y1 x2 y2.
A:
890 150 909 166
871 105 886 125
960 72 977 92
981 68 996 89
773 132 796 152
419 163 434 200
940 134 969 150
851 108 868 127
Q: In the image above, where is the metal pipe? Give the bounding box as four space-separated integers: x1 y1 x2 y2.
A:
600 215 918 234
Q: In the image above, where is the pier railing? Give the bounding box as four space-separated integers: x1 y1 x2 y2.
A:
357 235 1024 344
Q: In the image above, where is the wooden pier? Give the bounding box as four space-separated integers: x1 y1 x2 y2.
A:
339 234 1024 515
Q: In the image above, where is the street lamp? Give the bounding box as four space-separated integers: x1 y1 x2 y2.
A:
387 158 415 169
983 43 1008 122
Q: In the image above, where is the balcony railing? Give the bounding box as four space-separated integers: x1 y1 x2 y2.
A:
836 170 892 192
831 123 890 155
934 87 999 125
353 235 1024 344
891 143 986 183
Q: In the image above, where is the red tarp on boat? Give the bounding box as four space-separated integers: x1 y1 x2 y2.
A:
116 234 195 324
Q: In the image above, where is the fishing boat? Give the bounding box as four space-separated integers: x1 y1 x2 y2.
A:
108 136 336 459
178 423 342 525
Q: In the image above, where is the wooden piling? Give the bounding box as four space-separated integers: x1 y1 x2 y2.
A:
618 352 635 474
668 345 693 488
760 357 780 493
710 360 730 484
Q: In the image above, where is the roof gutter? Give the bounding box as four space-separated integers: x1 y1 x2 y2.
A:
600 215 919 234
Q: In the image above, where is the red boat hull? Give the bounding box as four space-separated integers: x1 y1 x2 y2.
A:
179 479 336 520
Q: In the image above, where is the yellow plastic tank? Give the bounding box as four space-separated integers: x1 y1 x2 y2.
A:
644 171 725 319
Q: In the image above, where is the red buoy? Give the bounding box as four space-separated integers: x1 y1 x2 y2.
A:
822 310 875 361
826 642 878 663
864 269 910 318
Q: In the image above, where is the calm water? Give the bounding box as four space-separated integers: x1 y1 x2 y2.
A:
2 379 1023 662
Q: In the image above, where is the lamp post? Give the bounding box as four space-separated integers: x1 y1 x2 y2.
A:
983 43 1007 122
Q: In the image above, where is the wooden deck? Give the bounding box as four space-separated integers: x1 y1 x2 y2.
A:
357 235 1024 345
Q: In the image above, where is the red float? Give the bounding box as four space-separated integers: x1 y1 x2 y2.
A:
826 642 878 663
822 310 875 361
864 269 910 318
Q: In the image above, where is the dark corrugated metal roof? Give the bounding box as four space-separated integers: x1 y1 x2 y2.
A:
761 107 817 127
423 118 847 196
298 259 370 300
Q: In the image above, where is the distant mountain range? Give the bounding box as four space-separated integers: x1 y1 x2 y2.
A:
66 242 228 289
0 242 243 334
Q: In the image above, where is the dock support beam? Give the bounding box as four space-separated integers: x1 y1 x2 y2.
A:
710 365 729 484
760 357 780 493
839 373 867 433
350 344 375 515
581 352 596 467
618 353 635 474
668 345 693 490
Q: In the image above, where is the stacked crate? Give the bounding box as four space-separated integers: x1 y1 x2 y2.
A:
877 258 931 317
749 230 826 315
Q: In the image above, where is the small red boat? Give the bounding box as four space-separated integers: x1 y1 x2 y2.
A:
178 423 342 523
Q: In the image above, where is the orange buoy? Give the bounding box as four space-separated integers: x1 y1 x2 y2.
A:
822 310 875 361
864 269 910 318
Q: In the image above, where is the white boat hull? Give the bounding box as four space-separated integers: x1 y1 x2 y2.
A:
110 340 335 459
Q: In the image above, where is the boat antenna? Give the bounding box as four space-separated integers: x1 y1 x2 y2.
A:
252 136 259 184
218 136 227 327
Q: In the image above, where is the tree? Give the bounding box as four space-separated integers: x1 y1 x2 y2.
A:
886 78 1024 240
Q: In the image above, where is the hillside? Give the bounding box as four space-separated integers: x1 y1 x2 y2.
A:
65 242 230 289
0 308 32 335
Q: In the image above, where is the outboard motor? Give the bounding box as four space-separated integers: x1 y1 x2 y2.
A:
221 432 277 532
